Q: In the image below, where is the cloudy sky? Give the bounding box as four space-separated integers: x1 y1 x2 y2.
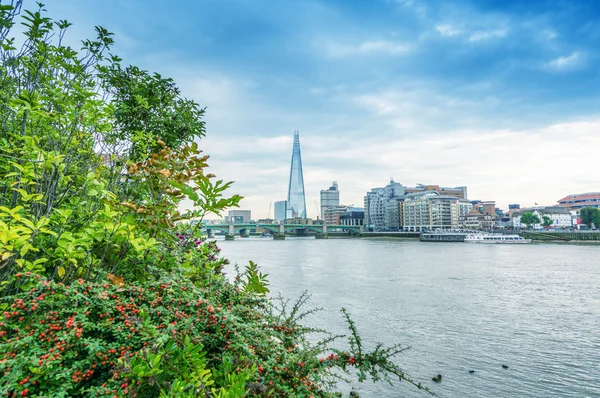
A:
48 0 600 219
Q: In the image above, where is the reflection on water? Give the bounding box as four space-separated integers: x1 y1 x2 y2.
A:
219 238 600 398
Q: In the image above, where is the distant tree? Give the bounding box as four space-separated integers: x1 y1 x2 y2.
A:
580 207 600 228
542 215 553 228
520 212 541 228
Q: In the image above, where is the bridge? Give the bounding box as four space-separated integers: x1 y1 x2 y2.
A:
202 223 362 240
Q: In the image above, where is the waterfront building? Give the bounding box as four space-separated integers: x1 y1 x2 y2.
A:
461 207 494 230
483 201 496 218
225 210 251 223
339 207 365 226
402 192 468 231
323 205 346 225
458 199 474 221
274 200 287 221
363 188 381 229
364 180 405 230
511 207 573 229
323 205 364 226
287 130 307 219
320 182 340 220
556 192 600 212
364 180 468 231
385 198 404 230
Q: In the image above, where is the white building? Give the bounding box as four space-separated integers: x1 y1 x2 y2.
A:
403 192 466 231
320 182 340 220
511 207 572 229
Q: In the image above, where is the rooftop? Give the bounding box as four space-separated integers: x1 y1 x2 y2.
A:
558 192 600 202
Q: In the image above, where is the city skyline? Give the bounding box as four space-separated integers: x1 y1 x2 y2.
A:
51 0 600 219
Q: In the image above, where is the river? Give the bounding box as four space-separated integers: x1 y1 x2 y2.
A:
218 237 600 398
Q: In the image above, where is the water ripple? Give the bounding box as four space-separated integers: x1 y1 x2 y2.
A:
220 238 600 398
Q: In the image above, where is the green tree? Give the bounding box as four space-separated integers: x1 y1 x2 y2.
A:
99 64 207 161
580 207 600 228
0 0 240 284
594 211 600 229
520 212 541 228
542 215 553 228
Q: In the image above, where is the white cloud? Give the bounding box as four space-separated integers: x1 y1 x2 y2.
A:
435 24 461 37
468 28 509 42
322 39 412 57
545 51 584 71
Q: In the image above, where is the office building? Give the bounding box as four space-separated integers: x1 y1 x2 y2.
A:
364 179 468 231
225 210 251 223
287 130 307 219
274 200 287 221
320 181 340 220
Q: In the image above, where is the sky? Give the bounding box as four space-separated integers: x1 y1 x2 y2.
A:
43 0 600 219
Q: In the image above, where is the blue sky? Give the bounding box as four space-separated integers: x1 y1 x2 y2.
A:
47 0 600 218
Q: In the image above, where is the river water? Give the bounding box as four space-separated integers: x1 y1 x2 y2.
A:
218 237 600 398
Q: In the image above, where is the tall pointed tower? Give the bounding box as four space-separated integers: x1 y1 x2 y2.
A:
287 130 307 219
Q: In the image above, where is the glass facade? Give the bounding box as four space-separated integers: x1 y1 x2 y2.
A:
274 200 287 221
287 130 307 219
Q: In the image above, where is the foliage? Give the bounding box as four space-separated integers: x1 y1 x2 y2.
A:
520 212 540 228
580 207 600 229
241 261 269 296
99 64 207 161
0 0 240 286
0 2 432 397
541 215 553 228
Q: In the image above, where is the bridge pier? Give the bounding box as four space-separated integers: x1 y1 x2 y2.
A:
273 223 285 240
316 224 328 239
206 229 213 239
225 224 235 240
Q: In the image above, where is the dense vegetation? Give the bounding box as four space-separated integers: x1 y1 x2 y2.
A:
580 207 600 229
0 2 431 396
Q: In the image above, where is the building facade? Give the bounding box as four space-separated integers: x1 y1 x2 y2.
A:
274 200 287 222
556 192 600 212
323 205 346 225
339 207 365 226
364 180 405 230
402 192 468 231
461 207 494 229
364 180 468 231
225 210 252 223
287 130 307 219
511 207 573 229
320 182 340 220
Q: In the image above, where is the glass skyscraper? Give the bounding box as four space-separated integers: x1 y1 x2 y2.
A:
286 130 307 219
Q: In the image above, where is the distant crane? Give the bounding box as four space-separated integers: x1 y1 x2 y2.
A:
267 201 272 219
314 200 320 220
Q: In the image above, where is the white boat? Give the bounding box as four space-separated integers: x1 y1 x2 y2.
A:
464 233 531 244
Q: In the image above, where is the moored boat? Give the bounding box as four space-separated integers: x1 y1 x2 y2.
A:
420 229 478 242
464 233 531 244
